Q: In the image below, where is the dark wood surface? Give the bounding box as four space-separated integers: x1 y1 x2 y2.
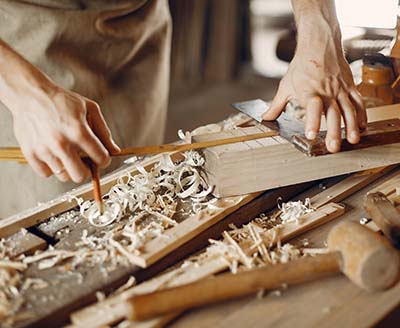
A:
11 183 310 328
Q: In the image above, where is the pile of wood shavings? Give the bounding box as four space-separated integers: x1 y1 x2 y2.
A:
204 198 318 273
79 151 212 227
70 151 218 265
0 249 48 323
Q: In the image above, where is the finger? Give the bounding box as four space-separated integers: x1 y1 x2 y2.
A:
71 124 110 168
349 89 367 129
86 101 121 155
43 153 70 182
305 96 323 140
338 92 360 144
56 145 90 183
262 85 288 121
24 151 52 178
325 100 342 153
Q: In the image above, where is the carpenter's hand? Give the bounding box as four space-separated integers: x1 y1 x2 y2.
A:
263 48 366 153
12 85 120 183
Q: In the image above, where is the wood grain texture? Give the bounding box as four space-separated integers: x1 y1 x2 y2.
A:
194 124 400 197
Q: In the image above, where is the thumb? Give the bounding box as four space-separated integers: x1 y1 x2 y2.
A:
86 101 121 155
262 86 288 121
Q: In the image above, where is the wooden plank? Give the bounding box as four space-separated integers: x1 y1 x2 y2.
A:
193 126 400 197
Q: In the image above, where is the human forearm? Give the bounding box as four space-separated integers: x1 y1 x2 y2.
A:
292 0 341 45
0 39 55 114
0 39 119 182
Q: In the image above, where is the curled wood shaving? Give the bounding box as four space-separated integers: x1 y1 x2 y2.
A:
80 151 212 228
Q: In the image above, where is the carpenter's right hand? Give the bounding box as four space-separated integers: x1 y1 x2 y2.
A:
11 85 120 183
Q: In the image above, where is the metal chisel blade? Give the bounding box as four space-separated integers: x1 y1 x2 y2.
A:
232 98 306 144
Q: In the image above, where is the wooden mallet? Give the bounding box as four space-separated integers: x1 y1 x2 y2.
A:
126 221 400 321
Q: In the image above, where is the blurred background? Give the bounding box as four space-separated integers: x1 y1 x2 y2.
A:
165 0 399 141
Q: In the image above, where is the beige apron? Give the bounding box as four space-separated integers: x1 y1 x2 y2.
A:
0 0 172 218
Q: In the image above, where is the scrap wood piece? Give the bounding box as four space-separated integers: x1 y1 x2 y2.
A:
310 165 395 208
70 202 344 328
194 124 400 197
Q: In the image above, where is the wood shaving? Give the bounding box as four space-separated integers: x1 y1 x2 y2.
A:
79 151 212 229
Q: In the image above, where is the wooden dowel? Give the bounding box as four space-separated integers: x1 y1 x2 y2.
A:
0 131 278 162
126 252 341 321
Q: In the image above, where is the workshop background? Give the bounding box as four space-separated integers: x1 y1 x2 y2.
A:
166 0 398 141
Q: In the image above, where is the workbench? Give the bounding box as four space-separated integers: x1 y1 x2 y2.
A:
2 106 400 328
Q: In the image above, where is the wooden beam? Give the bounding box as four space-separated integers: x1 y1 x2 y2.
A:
193 124 400 197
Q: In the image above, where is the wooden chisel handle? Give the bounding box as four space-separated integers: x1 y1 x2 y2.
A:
126 252 341 321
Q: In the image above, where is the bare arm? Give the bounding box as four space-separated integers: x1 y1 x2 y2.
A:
263 0 366 153
0 40 120 182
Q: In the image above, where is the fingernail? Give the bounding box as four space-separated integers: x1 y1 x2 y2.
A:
329 140 340 152
112 140 121 152
306 131 316 140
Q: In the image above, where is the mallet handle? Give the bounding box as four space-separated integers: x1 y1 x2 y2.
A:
127 252 341 321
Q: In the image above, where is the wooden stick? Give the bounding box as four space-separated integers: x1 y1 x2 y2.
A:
87 160 104 215
0 131 278 162
126 253 342 321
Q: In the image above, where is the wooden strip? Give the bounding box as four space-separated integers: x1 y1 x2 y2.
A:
70 202 344 328
0 131 278 162
363 169 400 197
274 203 345 243
310 166 395 208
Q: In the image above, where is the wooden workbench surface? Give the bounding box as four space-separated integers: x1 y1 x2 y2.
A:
168 169 400 328
4 105 400 327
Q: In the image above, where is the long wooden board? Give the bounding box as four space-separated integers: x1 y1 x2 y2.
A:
194 124 400 197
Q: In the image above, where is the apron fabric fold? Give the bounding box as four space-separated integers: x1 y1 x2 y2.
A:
0 0 171 217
